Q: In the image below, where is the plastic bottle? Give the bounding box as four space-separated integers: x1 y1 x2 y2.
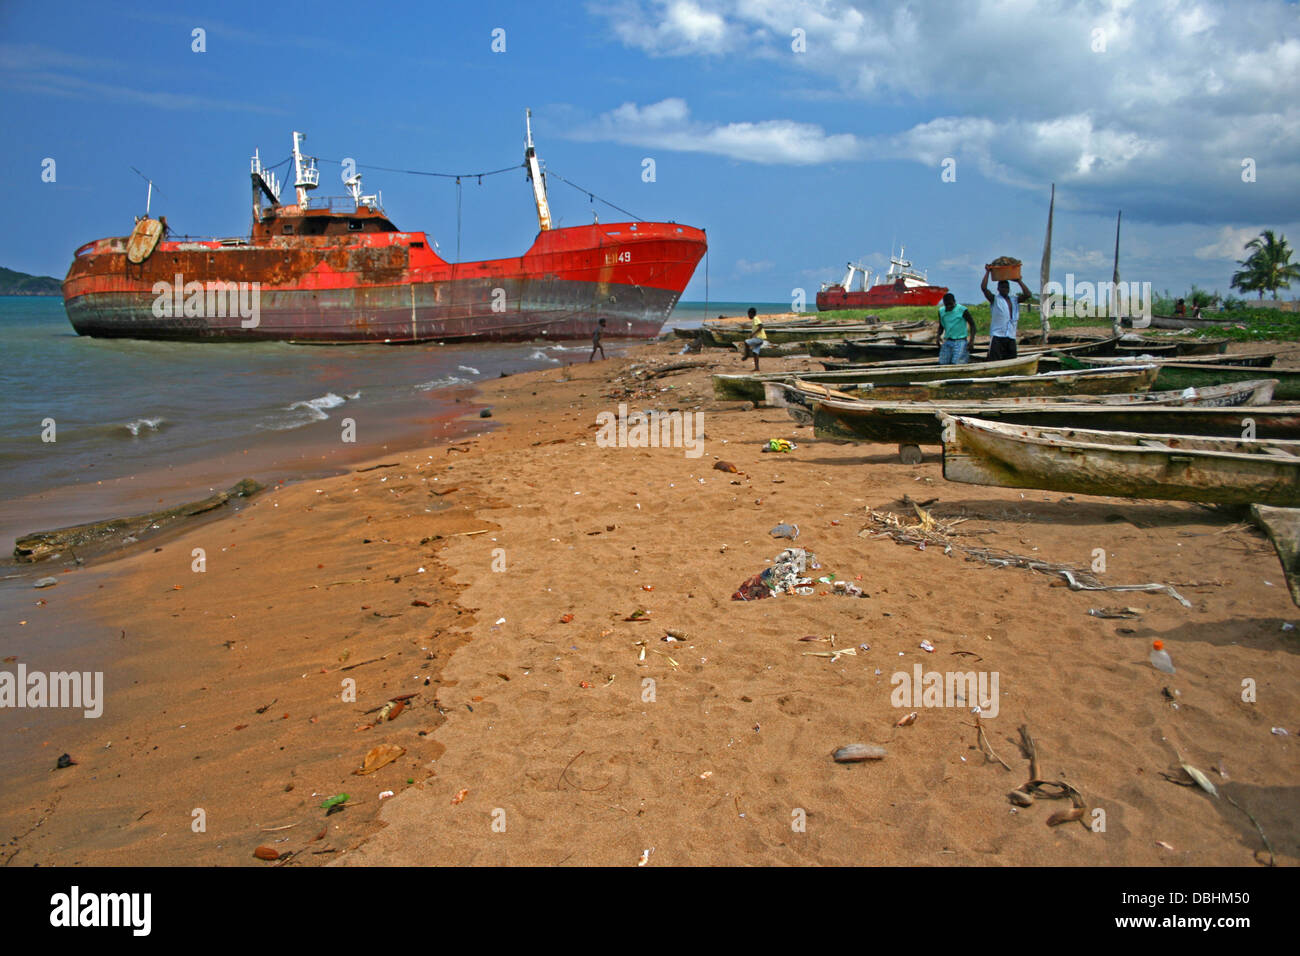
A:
1149 640 1175 674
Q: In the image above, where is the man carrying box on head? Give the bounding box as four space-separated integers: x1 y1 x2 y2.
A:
981 263 1032 361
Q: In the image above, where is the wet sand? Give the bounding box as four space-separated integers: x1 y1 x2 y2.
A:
2 339 1297 867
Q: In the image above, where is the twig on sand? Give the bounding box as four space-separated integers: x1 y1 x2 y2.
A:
973 717 1012 771
558 750 611 792
1019 725 1040 781
356 462 400 472
1224 793 1276 866
862 509 1195 606
339 653 391 672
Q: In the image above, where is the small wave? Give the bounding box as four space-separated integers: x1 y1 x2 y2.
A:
414 375 469 392
529 349 561 363
123 417 166 437
457 365 480 376
288 392 347 420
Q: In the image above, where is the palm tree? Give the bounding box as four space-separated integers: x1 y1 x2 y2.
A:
1232 231 1300 300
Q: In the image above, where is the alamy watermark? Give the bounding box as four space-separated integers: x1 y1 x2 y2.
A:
1041 274 1151 327
595 404 704 458
1 664 103 718
891 664 999 718
151 274 261 328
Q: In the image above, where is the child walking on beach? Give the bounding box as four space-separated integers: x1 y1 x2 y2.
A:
589 317 606 362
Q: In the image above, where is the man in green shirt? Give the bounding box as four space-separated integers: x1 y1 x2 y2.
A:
936 293 976 365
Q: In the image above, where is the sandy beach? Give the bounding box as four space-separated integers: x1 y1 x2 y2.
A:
2 338 1297 867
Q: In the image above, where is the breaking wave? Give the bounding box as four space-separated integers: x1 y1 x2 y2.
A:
122 417 166 436
414 375 470 392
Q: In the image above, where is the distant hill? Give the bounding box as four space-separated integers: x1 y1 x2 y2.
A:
0 267 62 296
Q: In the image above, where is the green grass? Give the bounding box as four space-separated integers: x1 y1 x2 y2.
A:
816 303 1111 335
817 303 1300 341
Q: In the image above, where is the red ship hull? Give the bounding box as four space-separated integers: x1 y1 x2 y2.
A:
816 283 948 311
63 221 706 343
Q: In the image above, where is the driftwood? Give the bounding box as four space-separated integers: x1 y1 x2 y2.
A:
625 359 718 380
13 478 263 563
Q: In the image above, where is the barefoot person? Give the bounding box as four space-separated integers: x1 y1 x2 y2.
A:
936 293 976 365
740 307 767 371
981 265 1032 360
589 317 606 362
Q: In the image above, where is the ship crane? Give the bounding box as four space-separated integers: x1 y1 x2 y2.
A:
524 108 552 232
291 131 320 209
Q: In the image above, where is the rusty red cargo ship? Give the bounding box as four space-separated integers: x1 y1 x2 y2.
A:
63 114 706 343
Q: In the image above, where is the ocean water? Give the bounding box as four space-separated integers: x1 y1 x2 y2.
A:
0 296 653 547
665 301 791 330
0 297 788 551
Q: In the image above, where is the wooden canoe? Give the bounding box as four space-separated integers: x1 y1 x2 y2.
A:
810 393 1299 446
1060 352 1276 369
1147 314 1245 331
703 320 926 346
711 353 1041 403
939 415 1300 505
832 364 1159 403
776 377 1275 418
817 335 1121 366
1251 504 1300 606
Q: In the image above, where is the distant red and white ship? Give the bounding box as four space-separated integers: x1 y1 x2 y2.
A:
816 246 947 310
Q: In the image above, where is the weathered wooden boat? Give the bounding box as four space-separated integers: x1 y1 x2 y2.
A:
939 416 1300 506
702 320 925 347
729 339 813 358
809 391 1298 447
1251 504 1300 605
1059 352 1276 369
813 364 1160 404
1167 339 1231 356
773 377 1275 421
1147 314 1245 331
808 340 944 362
711 353 1040 402
817 335 1131 369
1049 353 1298 398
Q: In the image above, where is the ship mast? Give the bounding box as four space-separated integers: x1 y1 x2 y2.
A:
524 109 552 232
292 131 320 209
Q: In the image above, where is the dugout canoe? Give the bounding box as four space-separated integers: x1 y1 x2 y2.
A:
938 415 1300 506
809 392 1298 446
1251 504 1300 606
711 353 1040 403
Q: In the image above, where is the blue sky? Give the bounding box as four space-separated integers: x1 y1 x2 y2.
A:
2 0 1298 303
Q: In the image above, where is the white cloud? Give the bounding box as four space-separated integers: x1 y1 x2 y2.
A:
568 98 863 164
591 0 1300 223
1195 226 1268 260
735 258 773 274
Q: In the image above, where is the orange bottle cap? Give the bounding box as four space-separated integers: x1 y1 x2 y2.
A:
1153 640 1164 650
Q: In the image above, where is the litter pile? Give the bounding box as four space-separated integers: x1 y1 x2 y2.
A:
731 548 868 601
733 548 819 600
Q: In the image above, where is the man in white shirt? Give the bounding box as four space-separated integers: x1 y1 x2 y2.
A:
980 266 1033 360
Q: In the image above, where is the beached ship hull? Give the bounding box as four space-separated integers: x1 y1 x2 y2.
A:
63 222 706 343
